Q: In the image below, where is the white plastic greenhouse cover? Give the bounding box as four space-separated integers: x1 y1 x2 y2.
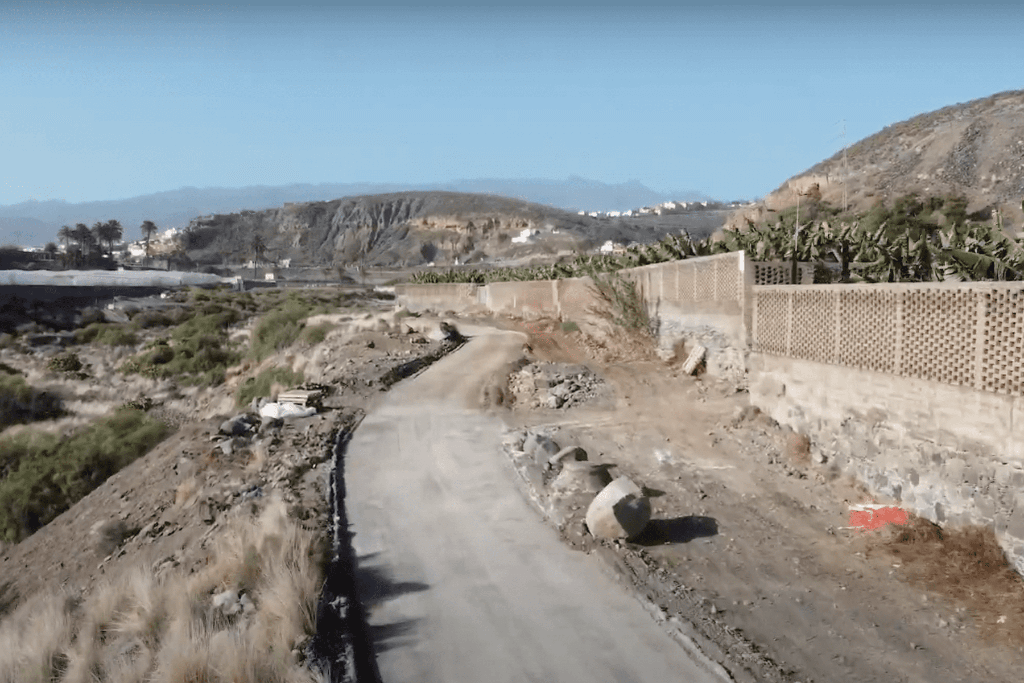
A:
0 270 229 288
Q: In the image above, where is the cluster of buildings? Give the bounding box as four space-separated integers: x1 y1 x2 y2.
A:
577 200 709 219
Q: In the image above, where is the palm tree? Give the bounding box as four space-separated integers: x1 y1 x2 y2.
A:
72 223 94 266
91 221 107 261
56 226 72 268
101 219 123 257
251 234 267 279
140 221 158 264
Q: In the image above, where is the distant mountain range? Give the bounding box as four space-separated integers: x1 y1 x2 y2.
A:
0 177 713 247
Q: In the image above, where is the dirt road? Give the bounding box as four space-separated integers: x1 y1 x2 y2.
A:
345 325 725 683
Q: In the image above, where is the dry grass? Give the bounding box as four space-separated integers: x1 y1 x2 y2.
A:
784 431 811 467
0 494 326 683
877 515 1024 647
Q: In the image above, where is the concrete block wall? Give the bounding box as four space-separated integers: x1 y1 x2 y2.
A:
395 254 753 379
750 281 1024 572
394 283 482 313
752 282 1024 395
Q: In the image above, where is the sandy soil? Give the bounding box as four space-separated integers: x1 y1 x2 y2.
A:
493 317 1024 683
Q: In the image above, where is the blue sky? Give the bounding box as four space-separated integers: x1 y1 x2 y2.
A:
1 0 1021 206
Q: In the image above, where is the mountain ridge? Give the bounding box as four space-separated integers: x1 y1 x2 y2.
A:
0 178 712 247
725 89 1024 233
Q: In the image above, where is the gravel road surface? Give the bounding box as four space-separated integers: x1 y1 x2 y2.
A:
346 325 724 682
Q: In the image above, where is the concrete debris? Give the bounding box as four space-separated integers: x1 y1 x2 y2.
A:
585 475 651 540
508 362 608 410
260 402 317 420
682 344 707 375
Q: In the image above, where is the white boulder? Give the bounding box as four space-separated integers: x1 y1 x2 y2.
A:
585 476 651 540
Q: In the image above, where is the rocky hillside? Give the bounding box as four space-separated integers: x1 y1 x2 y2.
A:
726 89 1024 233
182 191 733 270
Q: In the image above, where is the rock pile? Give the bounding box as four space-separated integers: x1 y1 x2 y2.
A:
507 362 608 409
501 426 650 543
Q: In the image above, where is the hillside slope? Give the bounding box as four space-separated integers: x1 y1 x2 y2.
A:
726 89 1024 232
183 191 732 269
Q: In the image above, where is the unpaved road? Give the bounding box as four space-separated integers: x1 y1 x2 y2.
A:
346 325 725 683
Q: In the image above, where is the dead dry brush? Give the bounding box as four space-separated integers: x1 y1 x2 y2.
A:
877 515 1024 647
581 269 657 361
0 495 326 683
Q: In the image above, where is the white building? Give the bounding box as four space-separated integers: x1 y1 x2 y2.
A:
511 228 539 244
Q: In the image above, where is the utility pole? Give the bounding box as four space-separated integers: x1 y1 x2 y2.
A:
791 190 802 284
839 119 849 213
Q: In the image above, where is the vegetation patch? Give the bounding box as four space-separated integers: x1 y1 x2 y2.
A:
298 323 334 346
0 496 324 683
248 295 318 362
0 370 63 429
47 352 85 376
236 367 305 409
74 322 139 347
0 408 169 543
586 270 654 337
120 305 243 387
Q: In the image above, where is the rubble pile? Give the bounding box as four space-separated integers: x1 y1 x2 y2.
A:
507 362 608 409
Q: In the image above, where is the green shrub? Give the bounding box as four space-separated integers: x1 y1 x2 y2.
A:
560 320 580 333
249 299 315 361
74 322 138 347
0 408 169 542
236 367 305 408
299 323 334 346
47 352 83 374
119 307 243 387
129 310 172 329
0 372 62 428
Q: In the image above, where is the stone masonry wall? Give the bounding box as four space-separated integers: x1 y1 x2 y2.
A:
750 353 1024 574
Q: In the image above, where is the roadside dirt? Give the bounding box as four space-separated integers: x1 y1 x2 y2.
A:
493 316 1024 683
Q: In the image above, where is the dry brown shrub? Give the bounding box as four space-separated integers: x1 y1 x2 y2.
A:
0 494 324 683
878 515 1024 646
784 431 811 467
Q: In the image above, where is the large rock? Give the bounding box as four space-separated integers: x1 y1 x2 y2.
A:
550 461 612 494
219 413 256 436
585 476 651 540
523 432 560 467
548 446 587 469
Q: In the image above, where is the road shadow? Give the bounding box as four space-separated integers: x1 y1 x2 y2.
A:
354 556 429 655
632 515 719 546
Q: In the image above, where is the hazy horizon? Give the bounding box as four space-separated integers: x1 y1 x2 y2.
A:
3 0 1022 206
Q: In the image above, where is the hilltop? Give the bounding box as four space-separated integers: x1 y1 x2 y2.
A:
726 89 1024 232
